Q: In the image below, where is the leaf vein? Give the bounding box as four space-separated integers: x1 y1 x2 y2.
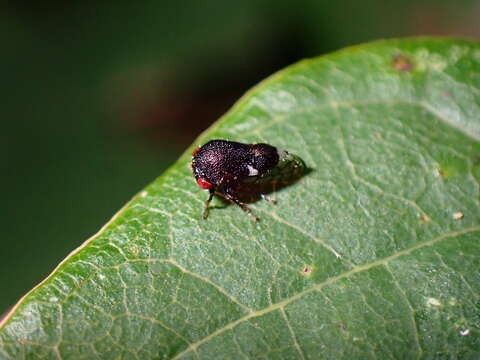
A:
172 225 480 359
252 206 353 266
337 125 434 224
130 258 253 313
280 307 306 360
384 264 423 359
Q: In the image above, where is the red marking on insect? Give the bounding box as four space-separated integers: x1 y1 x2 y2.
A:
191 139 305 220
192 147 201 156
196 177 213 189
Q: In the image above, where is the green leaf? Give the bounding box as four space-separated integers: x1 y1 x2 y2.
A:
1 38 480 359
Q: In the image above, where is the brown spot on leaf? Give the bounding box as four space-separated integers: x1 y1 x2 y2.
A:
302 266 313 276
392 54 414 72
420 214 431 223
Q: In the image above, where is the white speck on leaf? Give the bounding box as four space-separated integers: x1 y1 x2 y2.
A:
453 212 464 220
415 48 447 71
427 297 442 307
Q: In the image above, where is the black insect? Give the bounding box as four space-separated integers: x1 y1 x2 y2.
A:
191 139 305 220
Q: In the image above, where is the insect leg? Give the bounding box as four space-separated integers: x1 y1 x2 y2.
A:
260 193 277 204
203 190 214 219
214 191 259 221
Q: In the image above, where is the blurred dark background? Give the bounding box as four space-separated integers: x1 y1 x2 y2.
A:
1 0 479 315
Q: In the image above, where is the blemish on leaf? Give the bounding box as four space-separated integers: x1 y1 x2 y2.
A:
453 212 464 220
392 54 414 72
426 297 442 307
414 48 447 71
302 265 314 277
436 166 457 178
460 329 470 336
128 245 140 256
140 191 148 198
420 214 431 223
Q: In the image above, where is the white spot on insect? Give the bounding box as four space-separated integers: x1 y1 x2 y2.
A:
427 297 442 307
460 329 470 336
247 165 259 176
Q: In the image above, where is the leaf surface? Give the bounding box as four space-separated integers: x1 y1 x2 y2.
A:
1 38 480 359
